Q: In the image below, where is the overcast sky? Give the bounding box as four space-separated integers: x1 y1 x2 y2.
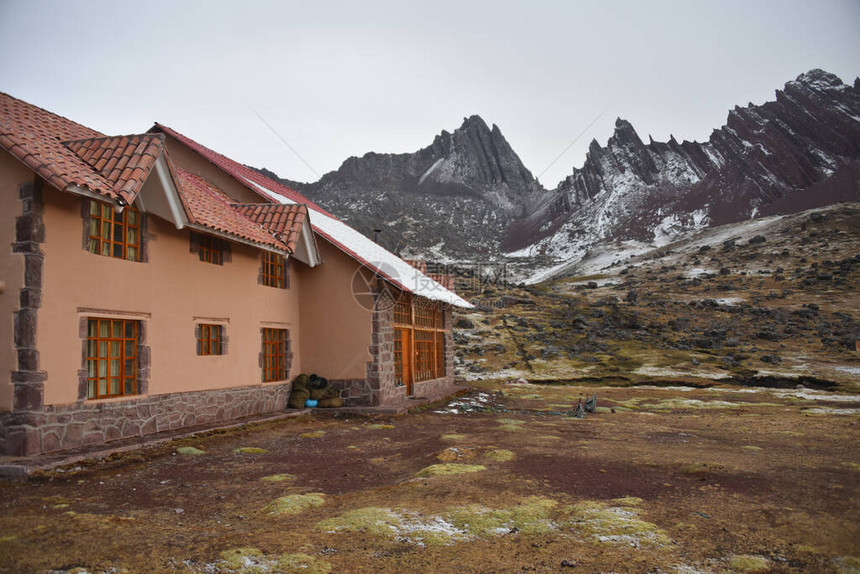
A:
1 0 859 187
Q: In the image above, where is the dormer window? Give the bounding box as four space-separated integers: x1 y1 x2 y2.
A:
86 201 141 261
261 251 289 288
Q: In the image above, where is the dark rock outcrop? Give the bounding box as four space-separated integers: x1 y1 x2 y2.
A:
516 70 860 260
275 115 546 258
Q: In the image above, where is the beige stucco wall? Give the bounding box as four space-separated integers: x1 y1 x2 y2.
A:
0 152 30 411
157 135 374 382
296 238 373 380
37 188 302 406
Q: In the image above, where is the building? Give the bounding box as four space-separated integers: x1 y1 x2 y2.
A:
0 92 470 457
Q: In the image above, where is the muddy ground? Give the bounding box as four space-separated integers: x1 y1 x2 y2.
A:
1 381 858 573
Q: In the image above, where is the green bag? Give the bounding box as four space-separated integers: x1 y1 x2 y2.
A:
288 387 310 409
291 374 310 391
317 397 343 408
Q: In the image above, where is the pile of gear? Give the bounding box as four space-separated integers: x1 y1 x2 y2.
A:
288 373 343 409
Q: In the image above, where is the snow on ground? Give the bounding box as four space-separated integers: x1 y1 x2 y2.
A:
520 208 795 285
712 297 745 306
832 366 860 376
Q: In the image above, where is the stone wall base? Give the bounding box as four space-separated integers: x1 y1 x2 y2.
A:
0 383 291 456
383 375 458 408
327 379 375 407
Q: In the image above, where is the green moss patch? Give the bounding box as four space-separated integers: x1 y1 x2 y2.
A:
263 493 325 516
219 547 268 573
366 423 395 429
176 446 206 455
446 497 558 537
317 507 401 536
416 463 486 477
441 433 467 441
259 473 295 482
234 447 268 454
218 548 331 574
300 430 326 438
728 555 770 572
566 499 670 547
483 449 515 462
278 553 332 573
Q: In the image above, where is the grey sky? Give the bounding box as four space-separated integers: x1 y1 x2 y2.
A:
1 0 858 188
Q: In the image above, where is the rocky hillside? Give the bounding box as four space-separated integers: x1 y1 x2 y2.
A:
278 115 546 260
510 70 860 269
454 202 860 388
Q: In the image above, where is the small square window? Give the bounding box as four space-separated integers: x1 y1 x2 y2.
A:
197 324 223 355
197 235 224 265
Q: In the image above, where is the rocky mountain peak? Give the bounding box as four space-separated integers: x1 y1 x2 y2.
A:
459 114 492 132
278 114 546 258
791 68 844 89
514 69 860 270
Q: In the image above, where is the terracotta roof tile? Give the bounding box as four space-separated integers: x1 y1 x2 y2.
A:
176 167 297 252
151 123 334 216
64 133 164 202
0 91 117 197
231 203 308 253
148 123 471 306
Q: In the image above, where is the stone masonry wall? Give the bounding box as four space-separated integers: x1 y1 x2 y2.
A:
2 181 47 456
367 288 395 406
0 383 291 456
328 379 374 406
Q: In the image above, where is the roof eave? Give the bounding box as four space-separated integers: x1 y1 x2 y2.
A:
184 223 290 256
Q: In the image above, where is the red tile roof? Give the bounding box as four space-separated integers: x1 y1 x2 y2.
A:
0 91 118 197
65 134 164 203
232 203 309 254
151 122 335 217
148 123 474 304
176 168 296 252
0 93 308 255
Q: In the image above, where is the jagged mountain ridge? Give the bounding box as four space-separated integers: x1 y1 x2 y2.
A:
509 69 860 263
279 115 546 259
258 69 860 276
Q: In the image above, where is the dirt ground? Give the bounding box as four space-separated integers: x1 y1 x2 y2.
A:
1 380 858 573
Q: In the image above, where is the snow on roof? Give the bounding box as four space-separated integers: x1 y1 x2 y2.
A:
243 175 471 307
154 123 471 308
309 209 472 307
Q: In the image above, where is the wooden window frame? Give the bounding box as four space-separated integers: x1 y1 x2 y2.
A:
198 235 224 265
392 295 449 392
196 324 223 355
85 317 139 399
86 201 141 262
261 328 289 382
261 251 289 289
